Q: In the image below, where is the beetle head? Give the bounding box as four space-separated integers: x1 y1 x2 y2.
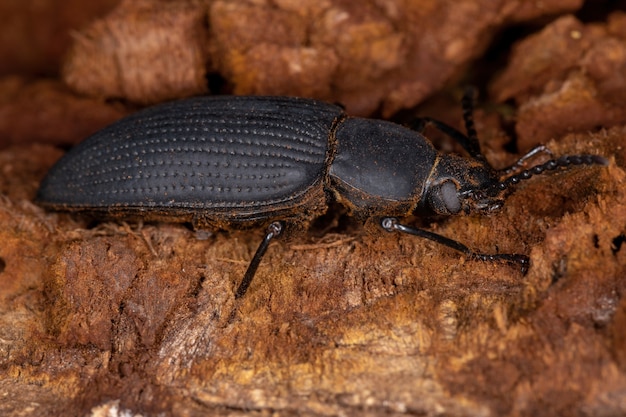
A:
421 154 502 216
420 153 608 217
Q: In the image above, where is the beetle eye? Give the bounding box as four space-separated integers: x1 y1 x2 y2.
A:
428 180 461 215
440 180 462 213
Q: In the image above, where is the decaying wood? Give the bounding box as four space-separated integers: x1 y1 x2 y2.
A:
61 0 584 116
1 1 626 416
491 12 626 151
1 122 625 417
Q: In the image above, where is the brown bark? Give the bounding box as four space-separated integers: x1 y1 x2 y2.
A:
2 1 626 416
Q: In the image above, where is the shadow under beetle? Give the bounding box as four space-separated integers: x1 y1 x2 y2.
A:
36 88 608 298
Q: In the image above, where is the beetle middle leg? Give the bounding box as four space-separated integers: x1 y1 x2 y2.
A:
234 221 284 299
380 217 530 274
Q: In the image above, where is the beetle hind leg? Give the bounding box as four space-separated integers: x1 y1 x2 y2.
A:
234 221 284 299
381 217 529 274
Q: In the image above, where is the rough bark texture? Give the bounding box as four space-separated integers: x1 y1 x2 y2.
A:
0 77 129 148
1 1 626 417
61 0 584 116
2 127 624 417
0 0 120 76
62 0 211 106
490 12 626 152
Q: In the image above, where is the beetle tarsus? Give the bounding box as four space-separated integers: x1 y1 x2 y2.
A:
234 221 284 299
471 253 530 275
381 217 529 273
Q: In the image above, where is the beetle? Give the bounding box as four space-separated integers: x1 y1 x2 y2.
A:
36 89 607 298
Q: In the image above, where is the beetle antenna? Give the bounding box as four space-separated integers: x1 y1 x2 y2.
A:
488 154 608 196
461 86 479 146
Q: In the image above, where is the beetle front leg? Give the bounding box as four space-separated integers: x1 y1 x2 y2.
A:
380 217 529 274
234 221 284 299
498 145 554 176
409 87 485 162
410 117 484 162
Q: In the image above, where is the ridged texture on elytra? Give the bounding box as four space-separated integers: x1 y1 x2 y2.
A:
37 96 343 212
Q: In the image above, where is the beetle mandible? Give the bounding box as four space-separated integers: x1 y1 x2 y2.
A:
36 89 608 298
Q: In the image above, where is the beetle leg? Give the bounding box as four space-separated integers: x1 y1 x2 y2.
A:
498 145 554 176
410 117 485 162
410 87 486 162
380 217 529 274
234 221 284 299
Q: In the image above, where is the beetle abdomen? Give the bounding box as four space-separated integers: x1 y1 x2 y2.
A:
37 96 344 219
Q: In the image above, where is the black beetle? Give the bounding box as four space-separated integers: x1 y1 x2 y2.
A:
36 89 607 298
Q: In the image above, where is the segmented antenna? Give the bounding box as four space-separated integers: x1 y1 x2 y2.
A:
460 86 484 162
487 154 609 197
